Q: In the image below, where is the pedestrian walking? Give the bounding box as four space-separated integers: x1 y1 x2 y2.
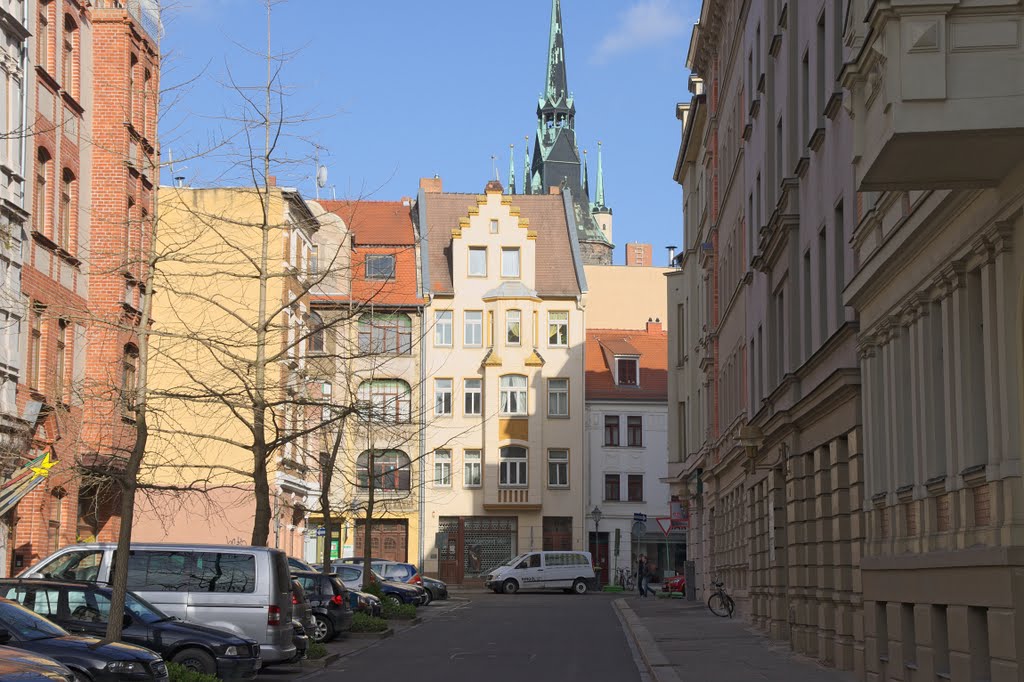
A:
644 562 657 597
637 554 648 598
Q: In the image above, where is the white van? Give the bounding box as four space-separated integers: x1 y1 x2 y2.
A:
20 544 296 663
484 551 596 595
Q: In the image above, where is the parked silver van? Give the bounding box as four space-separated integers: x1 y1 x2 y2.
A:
19 544 295 664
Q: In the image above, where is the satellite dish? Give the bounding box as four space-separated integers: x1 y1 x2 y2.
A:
316 165 328 189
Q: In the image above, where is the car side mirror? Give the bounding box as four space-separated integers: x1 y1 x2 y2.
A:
0 629 11 644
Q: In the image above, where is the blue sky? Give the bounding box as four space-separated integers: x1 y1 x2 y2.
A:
159 0 696 264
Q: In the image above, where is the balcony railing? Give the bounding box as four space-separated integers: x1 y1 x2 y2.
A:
93 0 162 40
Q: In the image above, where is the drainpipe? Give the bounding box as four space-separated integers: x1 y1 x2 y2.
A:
417 301 427 570
18 3 27 211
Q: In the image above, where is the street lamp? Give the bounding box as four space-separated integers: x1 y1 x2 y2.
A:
590 506 603 583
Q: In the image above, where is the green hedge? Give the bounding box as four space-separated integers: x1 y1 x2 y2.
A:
167 662 219 682
307 642 327 660
382 600 416 620
349 613 389 633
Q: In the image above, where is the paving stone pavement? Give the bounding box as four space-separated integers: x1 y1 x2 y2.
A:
617 595 858 682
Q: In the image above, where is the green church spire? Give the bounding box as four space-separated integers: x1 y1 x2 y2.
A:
508 144 516 195
595 140 606 208
545 0 569 106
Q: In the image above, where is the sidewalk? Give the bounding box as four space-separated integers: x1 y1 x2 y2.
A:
615 596 856 682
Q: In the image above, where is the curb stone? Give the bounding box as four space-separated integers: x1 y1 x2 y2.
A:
299 652 340 669
614 599 682 682
346 628 394 639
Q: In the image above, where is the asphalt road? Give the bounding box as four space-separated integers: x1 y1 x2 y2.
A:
308 592 643 682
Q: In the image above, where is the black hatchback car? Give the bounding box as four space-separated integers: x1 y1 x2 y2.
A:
290 572 352 643
0 599 167 682
0 581 260 680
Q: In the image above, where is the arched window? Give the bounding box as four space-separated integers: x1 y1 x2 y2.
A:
357 379 411 423
48 488 65 552
499 446 528 487
35 148 50 235
499 375 527 415
122 344 139 413
356 450 411 491
58 168 74 251
37 3 50 70
308 312 325 353
62 14 76 97
357 313 412 355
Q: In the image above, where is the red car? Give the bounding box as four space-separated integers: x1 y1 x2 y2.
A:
663 575 686 593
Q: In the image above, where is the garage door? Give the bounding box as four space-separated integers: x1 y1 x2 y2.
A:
354 520 408 562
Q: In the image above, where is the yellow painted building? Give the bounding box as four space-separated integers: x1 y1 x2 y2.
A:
136 183 321 559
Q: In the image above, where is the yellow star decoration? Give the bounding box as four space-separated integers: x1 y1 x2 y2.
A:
30 452 56 478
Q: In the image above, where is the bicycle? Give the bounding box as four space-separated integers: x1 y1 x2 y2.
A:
616 567 636 591
707 580 735 618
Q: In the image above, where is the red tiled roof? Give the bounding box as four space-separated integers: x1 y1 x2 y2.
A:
319 200 415 246
420 193 581 297
586 328 668 402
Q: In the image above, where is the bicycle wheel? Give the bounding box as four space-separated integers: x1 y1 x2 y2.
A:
708 592 731 617
725 595 736 617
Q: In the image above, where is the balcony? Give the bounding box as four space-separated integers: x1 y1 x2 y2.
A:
844 1 1024 190
483 487 541 511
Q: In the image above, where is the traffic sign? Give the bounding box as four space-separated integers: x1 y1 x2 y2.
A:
316 526 326 537
633 512 648 523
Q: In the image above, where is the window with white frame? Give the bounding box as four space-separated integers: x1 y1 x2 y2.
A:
499 446 527 487
547 450 568 488
464 450 482 487
433 450 451 486
501 248 520 278
464 311 483 347
506 310 521 345
616 357 639 386
548 311 568 346
499 375 527 415
357 379 412 423
547 378 568 418
464 378 481 415
489 219 499 234
468 247 487 277
435 378 452 416
434 311 452 346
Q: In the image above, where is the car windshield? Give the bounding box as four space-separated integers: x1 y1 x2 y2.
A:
0 601 67 641
124 592 168 625
503 554 527 568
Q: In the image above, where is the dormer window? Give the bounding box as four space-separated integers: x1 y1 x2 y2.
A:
616 357 638 386
366 254 395 280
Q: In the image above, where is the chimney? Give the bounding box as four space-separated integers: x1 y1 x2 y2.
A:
420 176 443 193
666 245 677 266
646 317 663 334
401 196 412 207
625 243 653 267
548 186 561 195
484 180 504 194
267 175 277 187
173 176 185 188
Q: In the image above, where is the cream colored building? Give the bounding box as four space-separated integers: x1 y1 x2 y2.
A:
416 178 587 584
138 184 320 557
843 1 1024 680
584 263 671 330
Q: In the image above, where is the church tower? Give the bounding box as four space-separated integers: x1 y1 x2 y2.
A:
529 0 613 265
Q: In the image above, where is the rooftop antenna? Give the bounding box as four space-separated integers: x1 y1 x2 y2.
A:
314 146 328 200
330 185 337 200
167 148 187 188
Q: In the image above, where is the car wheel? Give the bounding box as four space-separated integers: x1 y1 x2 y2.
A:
385 594 403 607
172 648 217 676
313 614 335 643
70 669 91 682
502 579 519 594
422 590 433 605
572 579 589 595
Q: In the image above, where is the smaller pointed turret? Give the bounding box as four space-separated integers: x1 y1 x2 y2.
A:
592 141 613 243
582 149 590 201
508 144 516 195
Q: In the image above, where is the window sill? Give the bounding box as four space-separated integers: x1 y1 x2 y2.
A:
547 485 570 490
547 414 570 420
463 484 482 490
499 485 529 490
499 414 528 419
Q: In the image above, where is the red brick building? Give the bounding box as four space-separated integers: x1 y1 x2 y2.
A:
8 0 159 575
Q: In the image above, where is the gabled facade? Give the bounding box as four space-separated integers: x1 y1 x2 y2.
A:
584 322 670 586
416 178 587 583
309 198 425 565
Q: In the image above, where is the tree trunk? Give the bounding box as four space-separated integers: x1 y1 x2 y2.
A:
361 450 375 587
104 416 146 641
320 421 345 573
251 433 271 547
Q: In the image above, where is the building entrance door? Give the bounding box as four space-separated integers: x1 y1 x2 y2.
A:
542 516 573 550
437 516 517 584
354 519 408 562
589 532 609 586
